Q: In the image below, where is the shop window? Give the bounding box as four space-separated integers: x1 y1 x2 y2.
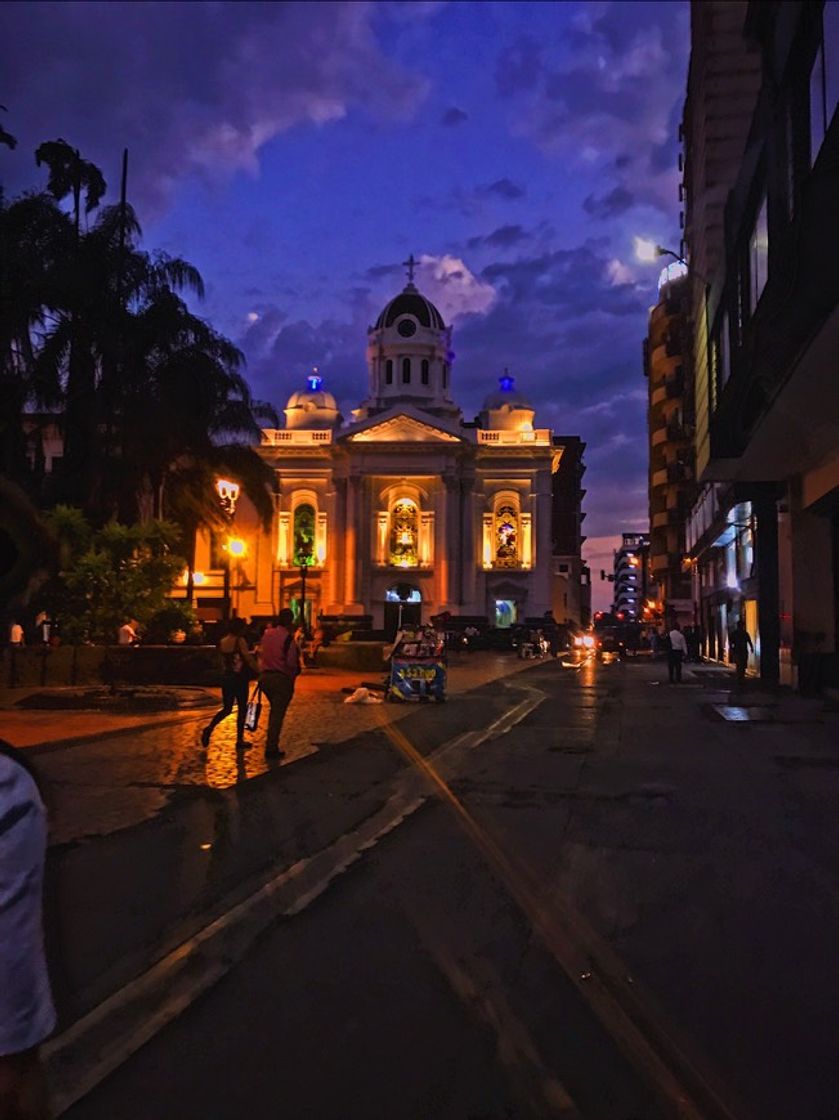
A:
293 503 316 567
389 499 418 567
494 503 519 568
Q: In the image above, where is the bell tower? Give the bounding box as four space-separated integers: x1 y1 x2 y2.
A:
360 256 458 420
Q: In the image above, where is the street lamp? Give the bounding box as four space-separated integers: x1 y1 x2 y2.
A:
634 237 684 265
215 477 243 623
298 540 314 638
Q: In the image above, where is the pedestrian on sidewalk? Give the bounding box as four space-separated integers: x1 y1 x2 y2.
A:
0 740 55 1120
202 618 259 750
258 608 301 761
730 619 754 687
667 622 687 684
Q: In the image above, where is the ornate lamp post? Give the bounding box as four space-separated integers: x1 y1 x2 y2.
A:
215 478 241 623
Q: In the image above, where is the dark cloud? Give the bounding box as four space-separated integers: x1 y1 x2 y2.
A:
495 36 544 97
365 263 402 280
583 185 636 220
0 2 430 212
467 224 528 250
441 106 468 127
480 177 526 200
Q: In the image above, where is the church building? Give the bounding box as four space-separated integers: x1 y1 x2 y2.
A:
193 267 588 634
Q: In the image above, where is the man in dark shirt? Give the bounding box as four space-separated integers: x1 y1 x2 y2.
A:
258 608 301 760
730 619 754 686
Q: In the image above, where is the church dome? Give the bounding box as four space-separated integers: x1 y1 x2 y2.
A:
480 373 535 432
284 373 341 430
374 282 445 330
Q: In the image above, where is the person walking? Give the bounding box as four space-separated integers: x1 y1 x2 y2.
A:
730 619 754 687
201 618 259 750
259 608 301 761
0 740 55 1120
667 622 687 684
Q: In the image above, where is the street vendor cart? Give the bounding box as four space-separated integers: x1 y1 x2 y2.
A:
386 626 447 702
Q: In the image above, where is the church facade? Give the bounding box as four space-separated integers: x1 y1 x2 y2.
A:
192 275 587 633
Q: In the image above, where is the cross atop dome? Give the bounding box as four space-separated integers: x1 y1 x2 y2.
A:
402 253 418 288
307 366 323 392
499 368 515 391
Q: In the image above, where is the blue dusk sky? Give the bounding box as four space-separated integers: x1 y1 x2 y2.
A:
1 0 690 608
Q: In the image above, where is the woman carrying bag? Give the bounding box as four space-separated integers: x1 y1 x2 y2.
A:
201 618 259 750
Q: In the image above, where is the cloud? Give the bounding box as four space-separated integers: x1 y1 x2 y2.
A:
480 177 526 200
494 2 688 214
1 2 431 212
467 224 528 250
441 106 469 127
417 254 497 320
495 36 544 97
583 185 635 220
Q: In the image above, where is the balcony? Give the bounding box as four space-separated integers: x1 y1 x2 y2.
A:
665 375 685 400
667 462 692 483
261 429 332 445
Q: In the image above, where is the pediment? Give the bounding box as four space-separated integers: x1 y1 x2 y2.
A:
345 412 461 444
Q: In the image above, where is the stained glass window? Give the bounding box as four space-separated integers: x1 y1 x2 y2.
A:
389 500 418 567
494 503 519 567
293 504 316 567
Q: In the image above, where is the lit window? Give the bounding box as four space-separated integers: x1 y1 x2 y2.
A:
389 500 418 567
494 503 519 568
749 196 768 313
293 504 316 567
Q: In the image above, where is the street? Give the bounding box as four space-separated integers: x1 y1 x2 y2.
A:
36 654 839 1119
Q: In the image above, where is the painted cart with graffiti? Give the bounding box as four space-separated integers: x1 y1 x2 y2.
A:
386 627 447 703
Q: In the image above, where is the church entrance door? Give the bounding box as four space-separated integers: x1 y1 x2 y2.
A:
384 584 422 639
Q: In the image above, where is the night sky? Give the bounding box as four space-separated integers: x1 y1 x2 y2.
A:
1 1 690 610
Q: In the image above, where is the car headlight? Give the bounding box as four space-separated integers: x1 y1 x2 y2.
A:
582 635 595 648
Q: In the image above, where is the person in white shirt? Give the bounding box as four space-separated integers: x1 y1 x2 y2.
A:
0 741 55 1119
668 623 688 683
118 619 139 646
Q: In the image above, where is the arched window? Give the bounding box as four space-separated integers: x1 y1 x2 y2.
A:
494 502 519 568
385 359 393 385
389 499 418 567
293 503 316 567
402 357 411 384
421 359 429 385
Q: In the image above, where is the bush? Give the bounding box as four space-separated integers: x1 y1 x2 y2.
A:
144 601 198 644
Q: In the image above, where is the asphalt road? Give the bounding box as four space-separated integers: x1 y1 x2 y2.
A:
59 658 839 1119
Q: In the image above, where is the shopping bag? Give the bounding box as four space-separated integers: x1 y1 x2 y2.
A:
244 684 262 733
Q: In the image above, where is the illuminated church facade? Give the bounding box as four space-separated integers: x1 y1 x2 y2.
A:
193 270 588 633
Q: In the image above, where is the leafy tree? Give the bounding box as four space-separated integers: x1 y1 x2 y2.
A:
43 512 186 643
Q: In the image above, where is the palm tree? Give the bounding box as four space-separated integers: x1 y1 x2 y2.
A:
0 192 71 487
35 139 106 239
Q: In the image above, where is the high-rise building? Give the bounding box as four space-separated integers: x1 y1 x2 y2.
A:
644 263 695 624
684 0 839 688
612 533 649 622
551 435 590 627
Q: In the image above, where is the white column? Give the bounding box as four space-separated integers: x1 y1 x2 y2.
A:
482 513 494 569
344 475 358 607
376 511 389 566
277 511 291 567
520 512 532 569
315 511 327 566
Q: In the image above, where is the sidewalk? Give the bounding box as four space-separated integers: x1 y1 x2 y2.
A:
0 650 531 752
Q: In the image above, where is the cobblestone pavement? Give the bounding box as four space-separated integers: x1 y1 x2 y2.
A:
36 652 539 846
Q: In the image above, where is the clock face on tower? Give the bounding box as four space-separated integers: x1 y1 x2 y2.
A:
397 318 417 338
